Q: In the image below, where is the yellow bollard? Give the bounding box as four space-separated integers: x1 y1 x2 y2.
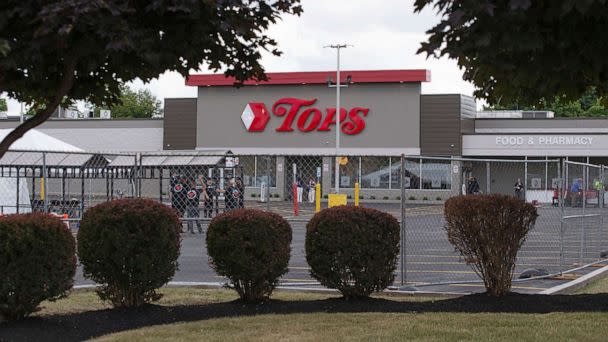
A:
40 177 45 200
354 182 359 206
315 183 321 213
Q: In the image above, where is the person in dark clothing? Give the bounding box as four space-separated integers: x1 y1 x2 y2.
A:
466 176 481 195
235 177 245 209
185 179 203 234
514 178 524 200
170 173 187 218
204 179 216 218
224 178 240 211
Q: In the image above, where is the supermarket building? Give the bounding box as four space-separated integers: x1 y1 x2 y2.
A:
1 69 608 202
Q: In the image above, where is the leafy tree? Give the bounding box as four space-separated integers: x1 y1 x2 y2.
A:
95 85 162 119
0 0 302 157
486 87 608 117
0 98 6 112
415 0 608 106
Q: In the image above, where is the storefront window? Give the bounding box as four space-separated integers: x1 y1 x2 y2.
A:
390 157 401 189
361 157 390 189
420 159 452 190
239 156 256 187
255 156 277 187
525 157 545 191
403 158 421 189
331 156 359 188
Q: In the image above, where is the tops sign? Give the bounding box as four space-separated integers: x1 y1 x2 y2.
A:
495 136 594 146
241 98 369 135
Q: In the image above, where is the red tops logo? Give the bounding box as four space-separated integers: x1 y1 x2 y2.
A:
240 98 369 135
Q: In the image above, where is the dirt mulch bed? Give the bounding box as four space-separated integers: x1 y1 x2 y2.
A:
2 292 608 342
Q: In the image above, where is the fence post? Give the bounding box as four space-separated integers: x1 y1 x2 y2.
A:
485 161 490 194
42 152 48 213
16 167 20 214
599 165 604 262
559 159 565 270
579 164 587 264
400 154 406 285
524 157 528 201
266 156 271 212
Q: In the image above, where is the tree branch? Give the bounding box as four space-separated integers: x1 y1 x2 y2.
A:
0 60 76 159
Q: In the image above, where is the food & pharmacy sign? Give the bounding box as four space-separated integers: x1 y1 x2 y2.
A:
495 136 594 146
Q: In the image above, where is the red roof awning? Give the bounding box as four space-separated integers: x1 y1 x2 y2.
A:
186 69 430 87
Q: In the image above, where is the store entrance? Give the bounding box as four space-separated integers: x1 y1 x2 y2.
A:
284 156 323 203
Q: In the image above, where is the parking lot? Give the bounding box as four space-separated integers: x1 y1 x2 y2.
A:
74 202 608 294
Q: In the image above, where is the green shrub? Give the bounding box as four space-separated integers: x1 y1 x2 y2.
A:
251 193 257 198
306 206 400 299
444 195 538 296
370 195 376 200
0 213 76 320
323 194 329 199
78 198 181 308
396 196 401 200
347 195 352 199
408 196 416 200
436 196 442 201
273 193 280 198
423 197 429 201
359 195 364 200
207 209 291 302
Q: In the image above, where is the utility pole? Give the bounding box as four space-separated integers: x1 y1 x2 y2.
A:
325 44 351 194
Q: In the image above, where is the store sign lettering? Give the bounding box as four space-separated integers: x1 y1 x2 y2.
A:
495 136 594 146
241 98 369 135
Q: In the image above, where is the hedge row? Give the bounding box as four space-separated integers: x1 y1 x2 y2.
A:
1 195 537 319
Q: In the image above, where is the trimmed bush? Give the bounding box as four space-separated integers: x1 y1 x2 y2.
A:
436 196 442 201
207 209 291 302
77 198 181 307
306 206 400 299
408 196 416 201
444 194 538 296
0 213 76 320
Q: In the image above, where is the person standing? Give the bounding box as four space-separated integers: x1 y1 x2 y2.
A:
571 178 582 207
514 178 524 200
466 176 480 195
235 177 245 209
224 178 239 211
296 176 304 203
185 178 203 234
170 173 187 220
308 178 316 203
204 179 216 218
594 178 604 207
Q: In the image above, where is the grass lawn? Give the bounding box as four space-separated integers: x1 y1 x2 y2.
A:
576 272 608 294
1 282 607 342
92 312 607 342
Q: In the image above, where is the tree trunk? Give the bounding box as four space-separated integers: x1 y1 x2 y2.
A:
0 61 76 158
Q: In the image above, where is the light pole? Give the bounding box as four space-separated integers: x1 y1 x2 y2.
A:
325 44 350 194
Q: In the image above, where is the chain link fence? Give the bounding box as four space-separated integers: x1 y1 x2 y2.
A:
1 149 606 288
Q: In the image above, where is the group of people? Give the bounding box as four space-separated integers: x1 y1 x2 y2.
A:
170 174 244 233
295 177 317 203
465 175 526 201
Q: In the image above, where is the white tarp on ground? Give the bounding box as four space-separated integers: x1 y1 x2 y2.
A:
0 129 83 214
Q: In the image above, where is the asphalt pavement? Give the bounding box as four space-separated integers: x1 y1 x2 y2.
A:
74 202 608 294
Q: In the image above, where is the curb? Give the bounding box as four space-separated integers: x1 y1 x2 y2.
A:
74 281 464 297
540 264 608 295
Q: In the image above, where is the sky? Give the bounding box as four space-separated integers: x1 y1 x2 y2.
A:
4 0 477 115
